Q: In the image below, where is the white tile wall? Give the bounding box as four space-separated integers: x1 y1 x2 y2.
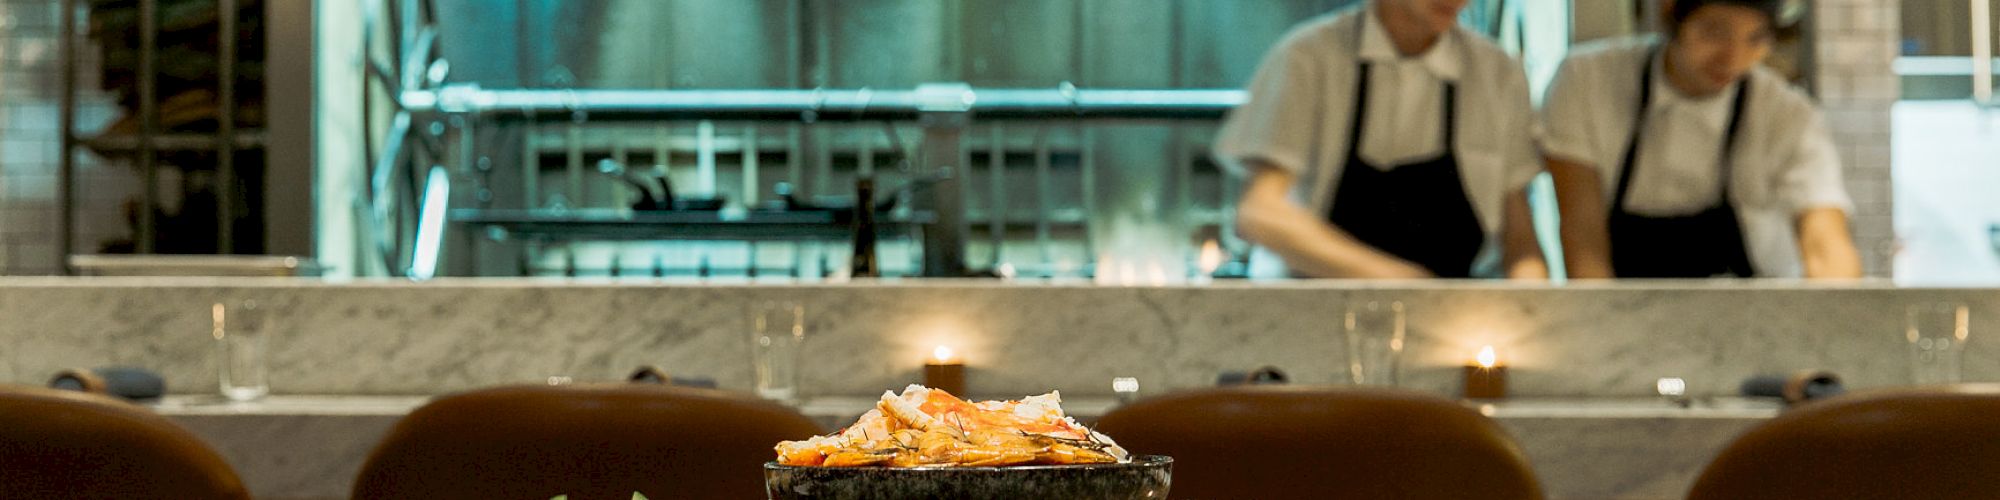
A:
1814 0 1902 276
0 0 137 275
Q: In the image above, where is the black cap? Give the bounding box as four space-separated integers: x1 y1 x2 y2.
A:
1671 0 1803 29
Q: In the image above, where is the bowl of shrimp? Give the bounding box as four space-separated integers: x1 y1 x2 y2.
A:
765 385 1171 500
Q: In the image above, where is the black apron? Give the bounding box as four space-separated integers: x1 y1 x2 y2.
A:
1607 50 1757 278
1325 62 1484 278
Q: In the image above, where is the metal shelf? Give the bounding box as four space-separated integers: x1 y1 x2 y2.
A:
451 208 935 242
404 87 1246 123
78 131 267 153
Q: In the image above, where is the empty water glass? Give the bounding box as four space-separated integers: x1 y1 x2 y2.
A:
1906 302 1971 385
213 300 270 402
1345 300 1406 386
750 301 806 402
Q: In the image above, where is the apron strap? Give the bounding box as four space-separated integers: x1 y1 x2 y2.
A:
1718 77 1751 198
1610 51 1658 211
1613 48 1753 210
1346 63 1374 153
1341 34 1458 163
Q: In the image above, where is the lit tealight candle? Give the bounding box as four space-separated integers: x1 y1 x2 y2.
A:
1463 345 1509 399
924 345 967 396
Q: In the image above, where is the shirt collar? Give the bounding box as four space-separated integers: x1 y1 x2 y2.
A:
1648 49 1740 130
1357 4 1464 81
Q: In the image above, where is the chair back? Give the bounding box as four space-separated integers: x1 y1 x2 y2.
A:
0 384 249 499
352 383 824 500
1688 384 2000 500
1094 386 1542 499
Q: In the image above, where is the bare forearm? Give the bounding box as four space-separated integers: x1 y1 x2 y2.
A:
1798 208 1863 279
1547 158 1615 279
1237 198 1431 279
1501 189 1549 281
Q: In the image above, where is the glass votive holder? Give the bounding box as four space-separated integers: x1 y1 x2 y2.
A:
750 300 806 402
1345 300 1406 386
1906 302 1971 385
213 300 270 402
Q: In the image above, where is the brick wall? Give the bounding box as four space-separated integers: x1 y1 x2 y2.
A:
1814 0 1902 277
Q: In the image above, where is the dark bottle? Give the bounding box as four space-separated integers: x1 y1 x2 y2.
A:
851 178 880 278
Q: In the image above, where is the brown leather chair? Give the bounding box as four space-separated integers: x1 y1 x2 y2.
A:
1094 386 1542 499
1688 384 2000 500
0 384 250 499
352 383 824 500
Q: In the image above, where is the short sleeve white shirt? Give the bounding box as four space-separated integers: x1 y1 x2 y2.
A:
1213 5 1542 278
1540 36 1853 277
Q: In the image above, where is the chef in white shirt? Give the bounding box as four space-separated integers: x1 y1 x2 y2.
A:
1542 0 1862 279
1217 0 1546 280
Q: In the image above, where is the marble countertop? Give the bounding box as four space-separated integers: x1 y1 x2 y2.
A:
0 275 1919 290
14 279 1983 404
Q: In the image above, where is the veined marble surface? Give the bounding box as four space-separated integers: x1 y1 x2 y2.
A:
0 278 1992 400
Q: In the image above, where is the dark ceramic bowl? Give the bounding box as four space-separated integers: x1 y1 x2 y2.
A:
764 455 1172 500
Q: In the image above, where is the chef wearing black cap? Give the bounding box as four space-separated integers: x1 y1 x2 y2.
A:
1542 0 1863 279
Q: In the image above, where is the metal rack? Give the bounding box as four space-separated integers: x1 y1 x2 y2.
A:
56 0 266 272
392 84 1244 278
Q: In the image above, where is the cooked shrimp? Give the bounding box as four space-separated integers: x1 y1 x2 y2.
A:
775 385 1129 467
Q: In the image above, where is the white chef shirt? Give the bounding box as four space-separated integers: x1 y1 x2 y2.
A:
1540 36 1853 278
1213 5 1542 278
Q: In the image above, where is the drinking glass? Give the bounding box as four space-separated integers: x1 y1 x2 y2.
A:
213 300 270 402
1345 300 1406 386
750 301 806 401
1906 302 1971 385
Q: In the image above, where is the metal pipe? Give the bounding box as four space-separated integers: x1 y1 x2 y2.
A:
1976 0 1994 106
697 121 717 197
138 0 158 254
812 124 831 198
218 0 238 254
401 0 428 90
858 128 875 178
59 0 77 273
372 112 412 236
403 88 1246 122
376 27 436 98
409 166 450 280
376 112 418 274
1033 127 1052 274
361 0 377 216
1173 127 1192 263
787 126 803 190
522 123 539 208
987 126 1005 268
1080 126 1097 273
744 126 761 206
610 133 629 211
566 123 583 206
653 125 670 187
920 120 967 277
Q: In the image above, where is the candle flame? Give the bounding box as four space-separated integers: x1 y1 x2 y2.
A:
933 345 956 363
1476 346 1498 368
